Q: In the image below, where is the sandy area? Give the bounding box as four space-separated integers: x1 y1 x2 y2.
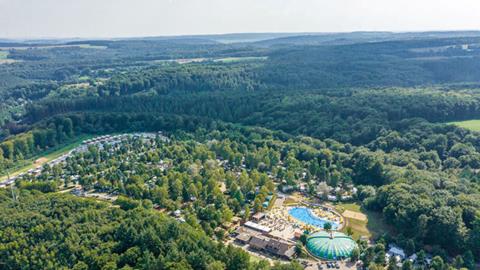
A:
35 157 49 165
343 210 367 221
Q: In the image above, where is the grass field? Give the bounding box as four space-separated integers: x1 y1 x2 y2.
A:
0 134 93 181
335 202 393 241
77 44 108 49
449 119 480 131
213 56 268 63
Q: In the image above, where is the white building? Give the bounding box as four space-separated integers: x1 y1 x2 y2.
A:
388 245 406 260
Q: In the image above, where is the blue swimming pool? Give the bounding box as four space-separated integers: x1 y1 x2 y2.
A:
288 207 339 230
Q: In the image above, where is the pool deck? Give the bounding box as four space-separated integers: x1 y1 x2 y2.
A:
288 202 345 231
289 207 340 230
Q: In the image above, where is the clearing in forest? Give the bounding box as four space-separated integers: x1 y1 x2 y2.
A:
335 203 393 241
449 119 480 132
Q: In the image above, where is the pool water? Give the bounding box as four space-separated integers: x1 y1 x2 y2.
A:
288 207 339 230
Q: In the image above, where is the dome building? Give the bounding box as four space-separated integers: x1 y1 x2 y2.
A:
306 231 357 260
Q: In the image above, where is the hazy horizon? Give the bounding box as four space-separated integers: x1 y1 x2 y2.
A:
1 0 480 39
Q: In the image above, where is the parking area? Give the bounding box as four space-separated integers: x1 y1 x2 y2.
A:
303 260 358 270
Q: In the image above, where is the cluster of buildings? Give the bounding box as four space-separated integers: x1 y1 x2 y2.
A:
0 132 166 189
315 183 357 202
81 132 166 149
82 135 116 145
235 225 296 260
71 187 117 201
280 180 357 202
385 244 433 268
234 213 296 260
0 151 73 188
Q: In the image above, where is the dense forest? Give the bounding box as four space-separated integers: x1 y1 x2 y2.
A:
2 32 480 269
0 189 305 270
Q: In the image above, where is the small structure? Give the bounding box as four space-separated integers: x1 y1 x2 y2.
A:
407 253 417 263
71 187 85 197
252 212 266 221
281 185 294 193
327 195 338 201
173 210 182 218
236 226 259 236
222 222 233 230
231 216 242 225
236 233 252 245
294 230 303 239
244 221 272 233
387 245 406 260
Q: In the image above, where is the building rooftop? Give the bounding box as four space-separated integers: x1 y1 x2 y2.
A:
266 238 295 259
236 233 252 243
249 235 269 250
244 221 271 233
306 231 357 260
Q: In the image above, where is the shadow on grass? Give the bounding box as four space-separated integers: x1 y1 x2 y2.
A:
363 208 396 240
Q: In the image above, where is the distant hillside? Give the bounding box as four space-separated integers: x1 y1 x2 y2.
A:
253 31 480 47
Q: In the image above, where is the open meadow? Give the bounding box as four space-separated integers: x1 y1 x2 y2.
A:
449 119 480 132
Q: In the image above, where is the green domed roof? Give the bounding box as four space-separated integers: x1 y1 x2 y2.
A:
306 231 357 260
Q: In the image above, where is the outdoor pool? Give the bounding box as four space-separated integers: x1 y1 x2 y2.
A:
288 207 339 230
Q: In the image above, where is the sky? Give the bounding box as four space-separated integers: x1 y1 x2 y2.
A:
1 0 480 39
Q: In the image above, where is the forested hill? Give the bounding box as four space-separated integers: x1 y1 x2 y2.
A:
0 189 303 270
23 88 480 143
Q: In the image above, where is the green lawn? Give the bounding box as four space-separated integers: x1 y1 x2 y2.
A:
335 202 393 241
213 56 268 63
0 134 93 181
449 119 480 131
335 203 369 240
0 51 8 59
335 202 361 212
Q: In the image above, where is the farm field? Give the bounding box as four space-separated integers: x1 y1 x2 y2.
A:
449 119 480 131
